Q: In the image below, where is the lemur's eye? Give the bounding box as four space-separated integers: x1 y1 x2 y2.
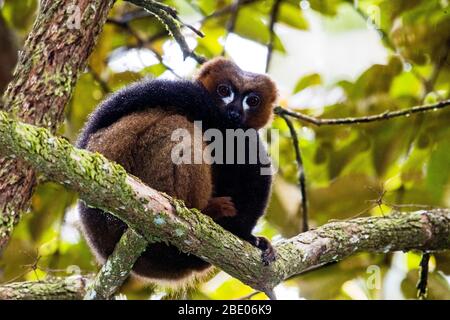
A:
217 84 231 97
247 95 260 107
243 93 261 110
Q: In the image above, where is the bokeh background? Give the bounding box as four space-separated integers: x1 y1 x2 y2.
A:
1 0 449 299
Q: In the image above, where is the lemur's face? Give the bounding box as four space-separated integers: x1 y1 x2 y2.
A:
195 58 278 129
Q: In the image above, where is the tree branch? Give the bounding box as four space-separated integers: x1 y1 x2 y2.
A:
106 17 182 78
274 99 450 126
0 276 88 300
265 0 281 72
127 0 206 64
0 110 449 294
277 112 309 232
201 0 260 22
84 229 147 300
87 65 112 94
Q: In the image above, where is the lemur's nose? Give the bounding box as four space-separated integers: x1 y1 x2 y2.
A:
227 110 241 122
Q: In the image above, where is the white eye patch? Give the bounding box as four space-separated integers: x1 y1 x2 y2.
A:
221 90 234 105
242 95 250 111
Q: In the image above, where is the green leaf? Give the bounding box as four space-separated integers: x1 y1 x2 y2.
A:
141 63 166 77
390 72 423 99
426 137 450 202
2 0 37 33
322 2 368 32
293 73 322 93
278 2 309 30
309 0 341 16
108 71 142 90
401 270 450 300
234 8 286 53
349 57 403 100
66 73 105 141
30 183 75 241
197 21 226 58
196 0 222 15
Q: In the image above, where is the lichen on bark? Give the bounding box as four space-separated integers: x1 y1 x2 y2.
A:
0 0 116 254
84 229 148 300
0 276 88 300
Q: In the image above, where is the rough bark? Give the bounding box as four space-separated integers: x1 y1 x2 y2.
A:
84 229 147 300
0 0 115 254
0 110 449 293
0 276 88 300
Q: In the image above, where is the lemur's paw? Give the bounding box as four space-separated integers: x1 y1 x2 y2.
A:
254 236 276 266
203 197 236 219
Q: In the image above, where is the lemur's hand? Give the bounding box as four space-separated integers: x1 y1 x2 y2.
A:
250 236 276 266
203 196 237 220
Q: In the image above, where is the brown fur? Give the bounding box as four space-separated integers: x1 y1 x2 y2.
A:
86 108 213 211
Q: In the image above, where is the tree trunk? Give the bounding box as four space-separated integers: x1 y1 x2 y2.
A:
0 0 115 253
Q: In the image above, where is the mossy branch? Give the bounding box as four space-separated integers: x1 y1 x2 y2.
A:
0 110 449 294
84 229 148 300
0 276 88 300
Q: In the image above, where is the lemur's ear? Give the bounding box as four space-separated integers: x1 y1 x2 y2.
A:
195 57 237 80
194 58 243 92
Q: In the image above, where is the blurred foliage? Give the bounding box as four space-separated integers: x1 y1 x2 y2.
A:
1 0 449 300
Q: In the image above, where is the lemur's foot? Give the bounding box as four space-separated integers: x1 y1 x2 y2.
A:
251 236 276 266
203 197 236 219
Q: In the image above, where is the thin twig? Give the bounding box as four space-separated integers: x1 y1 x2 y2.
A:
147 46 183 78
151 1 205 38
347 0 396 52
119 9 153 23
417 252 430 299
404 45 450 154
278 112 309 232
182 0 207 16
274 99 450 126
265 0 281 72
87 66 111 93
107 18 144 46
221 0 243 56
423 45 449 96
236 291 262 300
347 0 428 83
107 18 182 78
201 0 260 22
124 0 260 53
127 0 206 64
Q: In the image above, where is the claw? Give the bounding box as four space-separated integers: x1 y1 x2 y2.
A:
255 236 276 266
